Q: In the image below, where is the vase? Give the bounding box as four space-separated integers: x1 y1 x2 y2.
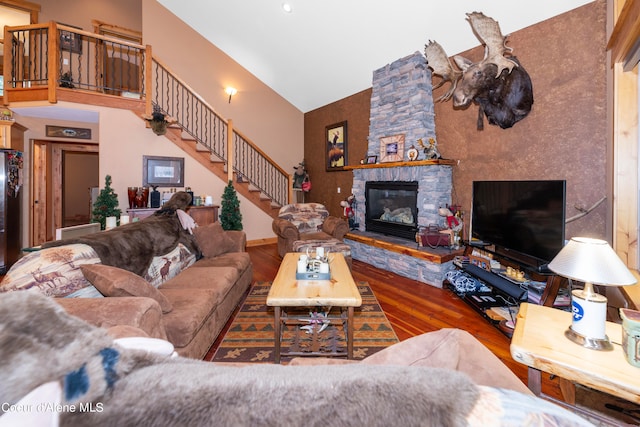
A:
127 187 138 209
135 187 149 208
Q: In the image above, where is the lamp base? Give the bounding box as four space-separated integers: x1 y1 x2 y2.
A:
565 326 613 351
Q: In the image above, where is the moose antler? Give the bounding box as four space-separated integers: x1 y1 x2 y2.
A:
424 40 462 102
466 12 518 77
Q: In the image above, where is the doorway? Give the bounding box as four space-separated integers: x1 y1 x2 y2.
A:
63 151 99 227
31 141 99 245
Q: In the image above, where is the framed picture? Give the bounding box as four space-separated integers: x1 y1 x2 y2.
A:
380 134 405 163
46 125 91 139
60 29 82 54
326 121 347 171
366 155 378 164
143 155 184 187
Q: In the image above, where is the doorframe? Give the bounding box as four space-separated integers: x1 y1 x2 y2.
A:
31 140 98 245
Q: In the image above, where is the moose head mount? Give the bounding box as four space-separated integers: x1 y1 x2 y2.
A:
425 12 533 130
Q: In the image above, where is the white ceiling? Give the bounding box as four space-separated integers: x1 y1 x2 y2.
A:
158 0 594 112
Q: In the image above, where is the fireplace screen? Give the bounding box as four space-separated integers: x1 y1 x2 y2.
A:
365 181 418 240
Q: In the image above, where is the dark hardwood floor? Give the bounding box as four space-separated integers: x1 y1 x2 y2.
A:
211 243 563 401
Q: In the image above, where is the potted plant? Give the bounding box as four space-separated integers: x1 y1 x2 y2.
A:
142 106 177 136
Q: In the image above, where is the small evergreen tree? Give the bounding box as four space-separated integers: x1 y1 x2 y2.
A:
220 180 243 230
92 175 122 230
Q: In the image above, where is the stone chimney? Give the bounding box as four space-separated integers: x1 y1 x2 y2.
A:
366 51 436 158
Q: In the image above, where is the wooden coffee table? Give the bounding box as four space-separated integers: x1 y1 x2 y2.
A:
267 252 362 363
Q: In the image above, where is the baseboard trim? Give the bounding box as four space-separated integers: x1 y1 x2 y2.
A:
247 237 277 247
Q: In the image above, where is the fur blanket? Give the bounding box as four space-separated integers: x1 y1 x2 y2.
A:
42 193 199 277
0 292 481 427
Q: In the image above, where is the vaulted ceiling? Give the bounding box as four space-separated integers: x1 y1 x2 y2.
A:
158 0 594 112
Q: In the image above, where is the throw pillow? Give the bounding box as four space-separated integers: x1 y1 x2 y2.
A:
193 222 236 258
80 264 173 313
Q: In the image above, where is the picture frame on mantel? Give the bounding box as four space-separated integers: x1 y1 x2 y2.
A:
380 134 405 163
326 121 347 171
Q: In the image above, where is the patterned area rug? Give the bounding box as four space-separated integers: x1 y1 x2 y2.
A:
209 281 399 363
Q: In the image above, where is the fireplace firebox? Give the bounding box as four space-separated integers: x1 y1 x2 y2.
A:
365 181 418 240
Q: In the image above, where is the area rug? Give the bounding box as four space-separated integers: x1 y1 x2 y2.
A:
209 281 399 363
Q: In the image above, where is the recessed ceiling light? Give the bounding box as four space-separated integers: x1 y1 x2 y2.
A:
282 3 292 13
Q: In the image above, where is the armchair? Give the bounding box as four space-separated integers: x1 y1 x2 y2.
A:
272 203 349 258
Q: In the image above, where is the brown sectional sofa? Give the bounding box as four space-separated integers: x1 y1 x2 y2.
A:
55 230 252 359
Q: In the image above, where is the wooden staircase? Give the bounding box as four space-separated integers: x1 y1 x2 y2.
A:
159 124 283 219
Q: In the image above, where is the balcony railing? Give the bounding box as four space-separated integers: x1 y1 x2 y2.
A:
2 22 291 207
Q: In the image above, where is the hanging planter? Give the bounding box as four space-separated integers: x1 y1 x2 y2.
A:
142 107 176 136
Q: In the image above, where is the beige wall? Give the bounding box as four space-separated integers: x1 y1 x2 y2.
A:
96 106 274 241
38 0 142 33
142 0 304 180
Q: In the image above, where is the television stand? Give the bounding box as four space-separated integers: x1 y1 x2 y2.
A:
445 246 568 337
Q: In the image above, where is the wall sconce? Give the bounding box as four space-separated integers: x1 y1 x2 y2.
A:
225 87 238 103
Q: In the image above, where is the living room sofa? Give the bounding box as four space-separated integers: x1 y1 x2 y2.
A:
0 291 595 427
0 193 253 359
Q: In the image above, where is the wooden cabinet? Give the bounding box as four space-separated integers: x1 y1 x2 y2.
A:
126 205 219 226
188 206 219 225
0 121 26 151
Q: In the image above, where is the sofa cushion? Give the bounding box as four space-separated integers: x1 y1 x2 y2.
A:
159 288 219 347
193 223 236 258
190 252 251 272
144 243 196 287
159 267 239 298
80 265 173 314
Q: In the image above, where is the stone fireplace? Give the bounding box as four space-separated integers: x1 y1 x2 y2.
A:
345 51 458 287
352 51 453 238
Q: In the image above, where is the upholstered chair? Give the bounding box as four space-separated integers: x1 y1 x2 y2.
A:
272 203 349 259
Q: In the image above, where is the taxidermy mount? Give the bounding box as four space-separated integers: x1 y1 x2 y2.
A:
424 12 533 130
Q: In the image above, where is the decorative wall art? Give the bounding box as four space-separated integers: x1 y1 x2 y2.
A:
46 125 91 139
380 134 405 163
366 155 378 164
142 155 184 187
325 121 347 171
60 28 82 54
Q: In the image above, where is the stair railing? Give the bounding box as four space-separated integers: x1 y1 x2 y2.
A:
2 22 291 208
149 57 291 207
3 22 146 103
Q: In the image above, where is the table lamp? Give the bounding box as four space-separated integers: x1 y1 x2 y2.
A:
548 237 637 350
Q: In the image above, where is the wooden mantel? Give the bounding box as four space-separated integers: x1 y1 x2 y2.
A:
344 159 456 171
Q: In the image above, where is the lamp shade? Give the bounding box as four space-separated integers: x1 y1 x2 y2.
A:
548 237 637 286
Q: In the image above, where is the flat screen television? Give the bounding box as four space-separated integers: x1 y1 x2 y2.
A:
470 180 566 267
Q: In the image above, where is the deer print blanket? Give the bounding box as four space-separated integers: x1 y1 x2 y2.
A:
0 212 198 298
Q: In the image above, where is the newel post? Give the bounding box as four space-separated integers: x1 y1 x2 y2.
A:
47 22 58 104
227 119 234 183
144 45 153 117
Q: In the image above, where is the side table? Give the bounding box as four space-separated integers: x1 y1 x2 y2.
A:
511 303 640 423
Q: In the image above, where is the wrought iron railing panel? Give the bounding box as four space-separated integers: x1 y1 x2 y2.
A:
6 24 146 96
233 131 288 207
9 27 49 87
151 58 289 206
